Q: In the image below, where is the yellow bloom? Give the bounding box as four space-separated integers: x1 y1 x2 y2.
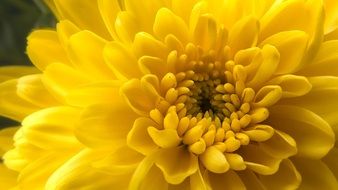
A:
1 0 338 189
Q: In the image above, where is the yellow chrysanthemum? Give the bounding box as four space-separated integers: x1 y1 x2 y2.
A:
1 0 338 189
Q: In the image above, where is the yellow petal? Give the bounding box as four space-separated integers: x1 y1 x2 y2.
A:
237 170 265 190
56 20 80 48
0 164 18 190
125 0 166 33
193 14 217 50
93 146 143 175
98 0 121 40
254 85 282 107
22 106 82 150
43 63 91 99
17 74 58 107
104 42 141 79
154 8 189 43
0 66 38 83
0 79 39 121
207 170 246 190
43 0 61 19
323 0 338 34
18 152 74 190
3 148 29 172
259 130 297 159
243 124 274 142
299 40 338 76
27 30 69 70
224 153 246 171
259 159 301 190
155 146 198 184
190 168 209 190
0 127 18 156
260 30 309 74
46 149 125 190
138 56 167 77
140 166 169 190
228 16 259 56
200 146 229 173
76 103 137 149
127 117 159 155
238 144 282 175
114 11 138 43
322 147 338 180
268 105 335 159
246 45 279 89
292 157 338 190
267 75 312 98
133 32 169 59
68 31 116 80
148 127 181 148
279 76 338 139
65 81 123 107
172 0 199 24
54 0 111 39
121 78 160 115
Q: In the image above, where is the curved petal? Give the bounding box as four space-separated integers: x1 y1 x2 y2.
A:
299 40 338 76
140 166 169 190
207 170 246 190
259 159 301 190
22 106 82 150
27 30 69 71
259 130 297 159
154 8 189 43
68 31 116 80
42 62 91 99
237 170 266 190
0 164 18 189
260 30 309 74
228 16 259 56
127 117 159 155
65 81 124 107
0 79 39 121
46 149 125 190
104 42 141 79
0 127 19 156
54 0 111 39
237 144 282 175
93 146 143 175
0 66 38 83
292 157 338 190
267 75 312 98
17 74 59 107
322 147 338 180
75 103 137 149
268 105 335 159
98 0 121 40
155 146 198 184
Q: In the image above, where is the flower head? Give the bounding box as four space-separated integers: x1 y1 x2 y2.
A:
1 0 338 189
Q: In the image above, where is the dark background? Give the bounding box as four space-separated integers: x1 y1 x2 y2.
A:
0 0 55 129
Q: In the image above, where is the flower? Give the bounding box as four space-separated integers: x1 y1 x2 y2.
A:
1 0 338 189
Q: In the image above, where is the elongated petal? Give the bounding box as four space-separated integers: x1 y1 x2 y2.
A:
0 127 19 156
17 74 58 107
22 106 82 150
75 103 137 149
268 105 335 159
155 146 198 184
0 66 38 83
323 147 338 180
259 159 301 190
0 164 18 190
0 80 39 121
54 0 111 39
68 31 115 79
292 157 338 190
207 170 246 190
238 144 282 175
27 30 69 70
260 30 309 74
127 117 159 155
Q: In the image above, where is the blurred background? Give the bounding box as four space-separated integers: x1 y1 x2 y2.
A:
0 0 55 129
